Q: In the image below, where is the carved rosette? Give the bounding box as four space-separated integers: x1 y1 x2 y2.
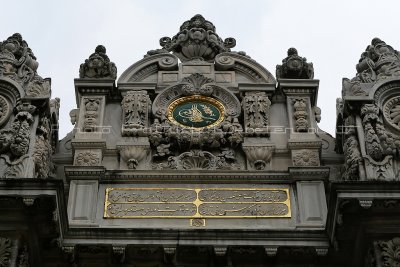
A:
383 96 400 131
276 48 314 79
292 149 320 167
242 144 275 170
74 151 101 166
159 14 236 62
118 144 150 169
242 92 271 136
293 98 309 132
79 45 117 79
121 91 151 136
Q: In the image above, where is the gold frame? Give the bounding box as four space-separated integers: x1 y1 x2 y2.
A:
104 187 291 219
167 95 225 129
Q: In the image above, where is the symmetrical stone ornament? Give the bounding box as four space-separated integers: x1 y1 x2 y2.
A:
276 48 314 79
74 151 100 166
293 98 309 132
292 149 319 167
121 91 151 136
79 45 117 79
242 143 275 170
242 92 271 135
159 14 236 62
82 97 101 132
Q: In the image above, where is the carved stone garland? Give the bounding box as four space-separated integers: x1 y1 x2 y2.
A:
342 117 362 180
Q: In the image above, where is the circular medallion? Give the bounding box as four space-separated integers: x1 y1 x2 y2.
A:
0 95 11 127
383 96 400 131
168 95 224 129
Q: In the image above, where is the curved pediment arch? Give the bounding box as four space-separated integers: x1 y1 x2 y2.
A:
118 53 179 84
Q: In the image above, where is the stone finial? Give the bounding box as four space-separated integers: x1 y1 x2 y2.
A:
276 48 314 79
0 33 50 97
79 45 117 79
159 14 236 62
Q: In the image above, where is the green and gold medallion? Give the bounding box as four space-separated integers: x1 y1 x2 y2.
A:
168 95 225 129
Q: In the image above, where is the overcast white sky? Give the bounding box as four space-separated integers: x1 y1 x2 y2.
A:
3 0 400 138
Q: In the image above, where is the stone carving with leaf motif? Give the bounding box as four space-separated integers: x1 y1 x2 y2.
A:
33 117 53 178
79 45 117 79
0 33 50 97
121 91 151 136
0 95 11 127
292 149 319 167
0 237 11 267
242 92 271 136
75 151 100 166
276 48 314 79
159 14 236 62
378 237 400 267
342 117 362 180
153 149 241 170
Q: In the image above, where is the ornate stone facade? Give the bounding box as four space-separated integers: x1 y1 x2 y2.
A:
0 16 400 267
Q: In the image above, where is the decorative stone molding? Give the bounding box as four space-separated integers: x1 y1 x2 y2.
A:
159 14 236 62
118 142 150 169
276 48 314 79
241 91 271 136
79 45 117 79
214 246 227 256
293 98 309 132
292 149 320 167
22 197 36 206
242 143 275 170
121 90 151 136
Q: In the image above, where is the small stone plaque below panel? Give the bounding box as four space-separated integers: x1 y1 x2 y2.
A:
104 188 291 222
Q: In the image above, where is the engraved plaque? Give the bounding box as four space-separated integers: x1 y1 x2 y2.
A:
104 188 291 219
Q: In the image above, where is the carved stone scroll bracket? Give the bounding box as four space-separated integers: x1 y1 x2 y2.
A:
112 245 126 263
364 155 396 180
214 246 227 257
242 142 275 170
62 246 75 263
117 139 150 170
73 149 102 167
264 247 278 257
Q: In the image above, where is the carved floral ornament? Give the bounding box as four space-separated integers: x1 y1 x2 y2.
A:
0 237 11 267
75 151 100 166
159 14 236 62
379 237 400 267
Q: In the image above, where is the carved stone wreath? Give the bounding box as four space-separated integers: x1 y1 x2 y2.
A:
383 96 400 131
0 95 11 127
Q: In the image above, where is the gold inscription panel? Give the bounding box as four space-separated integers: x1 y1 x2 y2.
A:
104 188 291 219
